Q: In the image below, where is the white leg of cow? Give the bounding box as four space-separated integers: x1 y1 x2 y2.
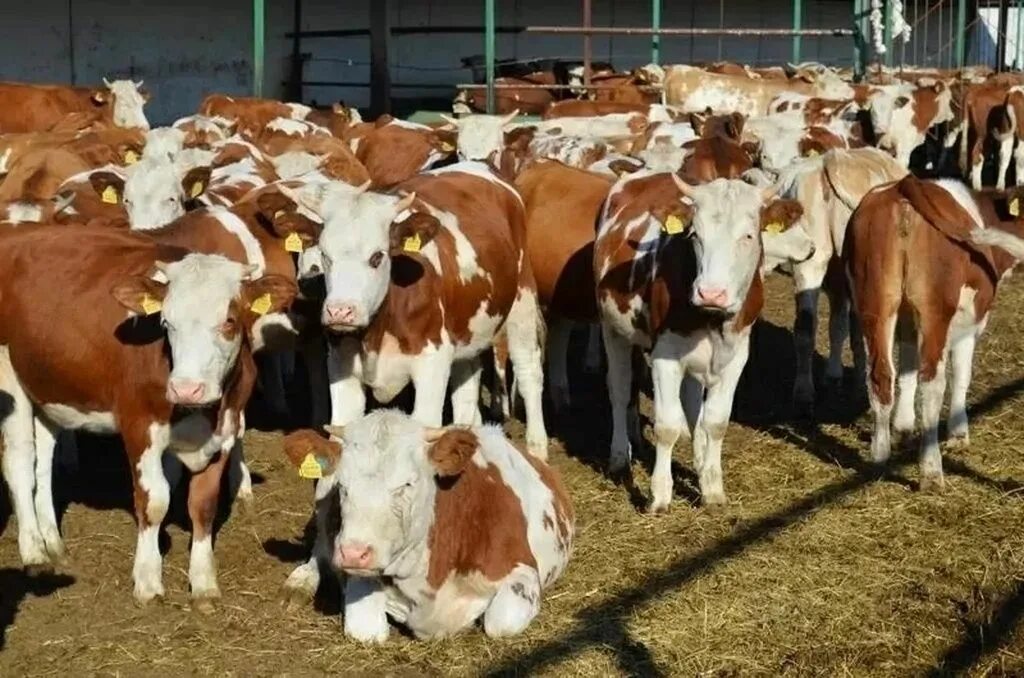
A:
546 317 573 411
483 564 542 638
997 135 1015 191
1015 142 1024 187
411 347 454 428
602 325 633 473
865 315 898 464
893 321 919 442
971 155 984 191
584 323 603 374
694 334 750 506
919 354 949 492
343 576 390 644
506 289 549 459
947 332 977 448
132 423 171 603
450 358 483 427
32 417 65 562
650 336 685 513
0 350 48 569
792 287 820 411
283 484 339 605
327 338 366 426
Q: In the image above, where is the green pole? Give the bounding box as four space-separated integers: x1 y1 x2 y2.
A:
883 0 893 66
1018 0 1023 69
485 0 495 113
651 0 662 63
253 0 265 97
955 0 967 68
792 0 803 64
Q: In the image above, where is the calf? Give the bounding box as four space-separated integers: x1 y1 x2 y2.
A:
0 226 296 602
282 410 573 642
846 177 1024 489
595 173 807 509
0 79 149 132
349 118 455 188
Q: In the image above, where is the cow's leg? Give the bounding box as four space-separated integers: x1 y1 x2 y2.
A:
792 287 821 413
893 316 919 445
490 333 511 421
411 348 454 427
283 484 339 605
226 428 254 508
125 421 171 603
970 136 985 190
546 317 573 411
917 319 952 492
650 334 685 513
824 280 850 386
1015 140 1024 186
506 288 548 459
301 334 330 428
997 134 1015 190
693 333 750 506
450 357 483 427
483 564 541 638
602 325 634 473
0 349 48 569
946 330 978 448
584 323 603 374
327 338 366 426
187 446 231 607
256 350 290 419
32 417 65 563
343 576 390 643
862 312 898 464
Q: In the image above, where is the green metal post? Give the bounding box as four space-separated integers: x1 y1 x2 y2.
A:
955 0 967 68
651 0 662 64
792 0 803 64
883 0 893 66
853 0 863 79
485 0 496 113
1018 0 1023 69
253 0 265 97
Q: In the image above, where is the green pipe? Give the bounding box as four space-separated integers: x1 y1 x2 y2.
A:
485 0 495 113
853 0 864 79
1018 0 1023 69
955 0 966 68
792 0 803 64
883 0 893 66
253 0 265 97
651 0 661 64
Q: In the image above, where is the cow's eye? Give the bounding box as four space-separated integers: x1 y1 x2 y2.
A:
221 317 238 334
368 251 384 268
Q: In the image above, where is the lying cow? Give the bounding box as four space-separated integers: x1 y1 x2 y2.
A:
0 79 150 132
281 410 573 642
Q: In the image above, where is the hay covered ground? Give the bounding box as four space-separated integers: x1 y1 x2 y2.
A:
2 272 1024 677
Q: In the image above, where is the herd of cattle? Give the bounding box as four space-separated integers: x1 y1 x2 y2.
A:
0 58 1023 643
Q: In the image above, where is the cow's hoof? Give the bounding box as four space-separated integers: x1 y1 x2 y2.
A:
648 497 671 514
192 595 220 615
946 433 970 451
701 491 728 509
919 474 946 494
24 562 54 578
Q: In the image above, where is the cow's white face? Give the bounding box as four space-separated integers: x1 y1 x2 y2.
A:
313 183 416 331
119 158 208 229
441 112 517 162
328 411 454 576
675 177 770 314
143 127 186 160
111 255 296 406
104 79 150 130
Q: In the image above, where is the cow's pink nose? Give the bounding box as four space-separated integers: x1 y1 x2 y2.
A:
324 302 357 325
696 287 729 307
337 542 374 570
168 380 206 404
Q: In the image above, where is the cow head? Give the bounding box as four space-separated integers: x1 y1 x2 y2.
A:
99 78 151 130
111 254 296 406
439 111 519 163
143 127 186 160
90 159 211 229
291 181 424 331
672 176 789 314
322 411 480 576
758 198 815 271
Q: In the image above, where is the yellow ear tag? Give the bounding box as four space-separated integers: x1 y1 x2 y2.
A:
284 232 304 253
124 149 139 165
765 221 785 235
805 148 820 157
298 453 324 480
140 294 162 316
101 185 119 205
189 181 204 199
250 293 272 316
441 141 455 153
662 214 685 235
403 232 422 253
1011 198 1020 217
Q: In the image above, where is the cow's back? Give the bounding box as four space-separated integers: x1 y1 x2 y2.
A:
0 83 96 133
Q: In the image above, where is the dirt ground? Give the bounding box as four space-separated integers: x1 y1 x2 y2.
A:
2 272 1024 677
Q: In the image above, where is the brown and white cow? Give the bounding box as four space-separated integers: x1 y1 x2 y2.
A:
845 176 1024 489
281 411 573 642
348 118 456 188
0 79 149 133
595 172 808 509
0 225 295 602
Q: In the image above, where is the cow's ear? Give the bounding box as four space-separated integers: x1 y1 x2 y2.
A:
255 189 322 251
390 212 440 254
241 274 298 319
139 88 151 103
609 158 645 177
726 112 746 140
893 96 911 109
426 427 479 477
433 128 458 154
91 89 108 106
651 201 693 236
89 171 125 205
181 166 211 201
688 110 709 136
760 199 804 233
283 429 342 479
111 275 167 317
